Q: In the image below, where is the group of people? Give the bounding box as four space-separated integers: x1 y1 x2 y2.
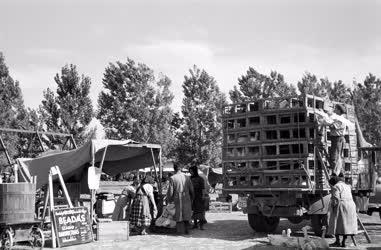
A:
112 163 210 235
166 164 209 233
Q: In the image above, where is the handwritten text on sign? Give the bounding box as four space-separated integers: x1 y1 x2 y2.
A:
53 207 93 247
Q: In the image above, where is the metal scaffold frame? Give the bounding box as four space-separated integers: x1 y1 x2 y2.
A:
0 128 77 171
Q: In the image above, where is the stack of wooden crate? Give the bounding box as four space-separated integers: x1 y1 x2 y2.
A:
222 94 360 192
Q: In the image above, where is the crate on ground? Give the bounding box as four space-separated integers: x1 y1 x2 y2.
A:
96 218 129 241
209 201 232 213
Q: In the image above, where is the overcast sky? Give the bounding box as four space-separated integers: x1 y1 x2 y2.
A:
1 0 380 111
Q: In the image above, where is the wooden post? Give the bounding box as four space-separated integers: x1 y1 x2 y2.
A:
159 149 162 180
151 148 162 193
42 185 50 222
26 133 36 154
13 164 18 183
357 215 371 243
151 148 163 215
0 135 13 167
70 135 77 149
90 142 95 225
49 172 57 248
90 189 95 225
55 166 73 208
61 137 69 150
36 132 45 152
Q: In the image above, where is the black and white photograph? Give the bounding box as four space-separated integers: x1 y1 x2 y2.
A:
1 0 381 249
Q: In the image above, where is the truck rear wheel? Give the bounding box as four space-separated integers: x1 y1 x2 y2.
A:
248 214 279 232
311 214 328 236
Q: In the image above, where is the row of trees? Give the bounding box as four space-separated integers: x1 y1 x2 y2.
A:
1 52 380 169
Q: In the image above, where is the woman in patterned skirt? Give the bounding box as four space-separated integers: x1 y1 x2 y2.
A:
130 176 158 235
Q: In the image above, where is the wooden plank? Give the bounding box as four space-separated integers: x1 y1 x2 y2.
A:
357 215 371 243
97 220 129 241
208 201 232 213
223 187 315 192
0 127 72 137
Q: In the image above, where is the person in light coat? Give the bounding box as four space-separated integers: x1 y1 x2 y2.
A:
166 163 194 234
328 174 357 248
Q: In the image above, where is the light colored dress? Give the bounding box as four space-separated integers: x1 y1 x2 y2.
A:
328 181 358 235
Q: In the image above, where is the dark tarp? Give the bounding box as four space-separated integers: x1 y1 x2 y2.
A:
18 139 161 188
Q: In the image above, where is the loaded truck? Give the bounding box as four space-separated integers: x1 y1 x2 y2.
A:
222 94 378 235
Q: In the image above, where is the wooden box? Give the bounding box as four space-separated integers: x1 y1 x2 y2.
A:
208 201 232 213
96 220 129 241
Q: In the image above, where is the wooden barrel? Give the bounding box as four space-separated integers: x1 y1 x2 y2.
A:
0 183 36 224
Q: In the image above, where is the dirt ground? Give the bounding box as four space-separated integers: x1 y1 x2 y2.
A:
13 211 381 249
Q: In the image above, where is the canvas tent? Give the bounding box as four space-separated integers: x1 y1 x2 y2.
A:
18 139 161 189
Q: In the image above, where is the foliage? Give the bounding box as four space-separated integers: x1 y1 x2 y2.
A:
329 80 352 104
0 53 29 164
97 58 175 157
352 74 381 146
176 65 226 168
297 72 352 103
297 72 329 97
229 67 296 102
39 64 94 146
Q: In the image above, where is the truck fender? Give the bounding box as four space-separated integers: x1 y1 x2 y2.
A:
307 194 331 215
246 195 259 214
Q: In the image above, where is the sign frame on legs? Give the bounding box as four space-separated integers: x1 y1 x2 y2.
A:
42 166 94 248
52 206 93 247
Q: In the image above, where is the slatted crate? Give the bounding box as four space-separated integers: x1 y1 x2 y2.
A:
208 201 232 213
222 94 365 193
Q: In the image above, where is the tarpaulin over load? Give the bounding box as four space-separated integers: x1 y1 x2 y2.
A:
18 139 161 188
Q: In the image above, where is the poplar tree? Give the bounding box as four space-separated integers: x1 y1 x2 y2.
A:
177 65 226 168
39 64 94 146
353 74 381 146
0 53 29 164
97 58 175 156
229 67 296 102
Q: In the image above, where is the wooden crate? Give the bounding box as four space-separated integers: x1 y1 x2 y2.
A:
208 201 232 213
96 219 129 241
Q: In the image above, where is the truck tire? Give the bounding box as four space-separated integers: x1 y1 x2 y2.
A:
287 217 304 224
248 214 279 232
311 214 328 236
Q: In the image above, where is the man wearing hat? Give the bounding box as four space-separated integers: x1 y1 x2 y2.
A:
315 104 355 175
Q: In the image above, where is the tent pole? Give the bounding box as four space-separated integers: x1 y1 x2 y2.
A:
90 142 95 225
150 148 162 215
150 148 161 190
99 146 108 172
159 148 162 180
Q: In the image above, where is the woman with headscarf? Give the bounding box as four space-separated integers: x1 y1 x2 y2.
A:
328 174 358 247
189 166 206 230
129 176 158 235
112 177 139 221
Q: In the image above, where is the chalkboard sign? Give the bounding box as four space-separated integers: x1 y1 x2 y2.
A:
52 206 93 247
